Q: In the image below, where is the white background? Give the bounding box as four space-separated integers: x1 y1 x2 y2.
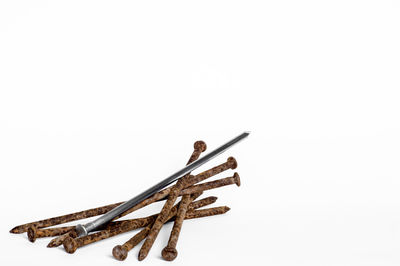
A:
1 1 400 265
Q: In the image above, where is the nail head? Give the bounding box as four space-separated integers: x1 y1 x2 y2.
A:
233 172 241 186
63 237 78 254
27 226 37 243
162 246 178 261
194 141 207 152
112 245 128 261
227 157 238 169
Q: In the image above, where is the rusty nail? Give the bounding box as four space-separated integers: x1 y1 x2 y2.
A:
112 195 217 261
47 141 207 247
185 157 237 188
137 157 236 261
27 225 75 243
63 193 203 254
111 141 207 221
63 216 157 254
162 206 230 261
180 172 241 195
10 202 124 234
113 203 228 261
137 185 185 261
160 192 192 261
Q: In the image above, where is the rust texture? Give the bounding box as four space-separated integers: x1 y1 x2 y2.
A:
184 206 230 219
46 216 157 248
137 183 184 260
10 202 124 234
112 141 206 220
13 140 240 262
136 156 235 261
132 141 207 261
111 195 217 261
112 227 150 261
187 141 207 165
161 193 192 261
185 157 237 187
48 160 228 248
47 229 78 248
12 141 207 235
45 219 153 248
180 172 241 195
49 141 206 248
112 203 228 261
109 154 233 222
151 157 237 203
183 196 217 213
63 193 203 254
63 215 157 254
27 225 75 243
162 206 231 261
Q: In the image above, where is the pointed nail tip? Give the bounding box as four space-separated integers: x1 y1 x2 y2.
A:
244 131 251 135
138 253 146 261
47 239 58 247
10 227 20 234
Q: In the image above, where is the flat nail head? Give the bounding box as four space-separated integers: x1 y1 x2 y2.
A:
27 226 37 243
233 172 241 186
194 141 207 152
227 157 238 169
112 245 128 261
63 237 78 254
162 246 178 261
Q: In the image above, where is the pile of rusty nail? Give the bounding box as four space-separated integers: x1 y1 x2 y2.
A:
10 141 242 261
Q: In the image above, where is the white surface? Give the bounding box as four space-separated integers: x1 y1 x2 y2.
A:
1 1 400 265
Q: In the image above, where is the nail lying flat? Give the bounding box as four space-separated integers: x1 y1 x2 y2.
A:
75 132 249 236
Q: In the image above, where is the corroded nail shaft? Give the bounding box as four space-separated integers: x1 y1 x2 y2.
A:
10 202 124 234
76 132 248 236
113 205 228 261
44 218 158 247
50 152 236 248
137 182 185 260
137 157 237 261
48 141 206 247
184 157 237 187
161 193 192 261
104 155 235 222
111 141 206 221
27 225 75 243
45 218 153 248
180 172 241 195
184 206 230 219
47 230 78 248
162 206 231 261
148 157 238 203
63 193 203 254
63 215 158 254
47 158 236 247
113 196 217 260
